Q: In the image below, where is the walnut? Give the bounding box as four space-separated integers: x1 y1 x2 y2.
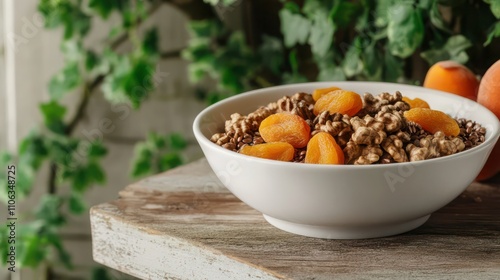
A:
381 135 408 163
344 141 383 165
433 131 465 156
360 91 409 116
291 92 314 105
350 115 386 145
276 93 315 122
406 135 440 161
355 145 384 165
375 111 405 133
312 112 352 147
313 112 348 135
247 107 275 128
212 105 274 151
210 133 229 145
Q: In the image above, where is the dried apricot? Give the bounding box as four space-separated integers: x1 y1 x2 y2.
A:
259 113 310 148
403 108 460 136
402 96 430 109
305 132 344 164
240 142 295 161
313 90 363 117
312 86 341 101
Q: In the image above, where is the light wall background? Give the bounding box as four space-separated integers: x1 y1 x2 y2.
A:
0 0 206 278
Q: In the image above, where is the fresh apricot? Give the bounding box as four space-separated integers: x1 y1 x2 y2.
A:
305 132 344 164
239 142 295 161
476 59 500 180
313 90 363 116
259 113 310 148
404 108 460 137
312 86 341 101
402 96 430 109
476 143 500 181
423 60 479 100
477 60 500 119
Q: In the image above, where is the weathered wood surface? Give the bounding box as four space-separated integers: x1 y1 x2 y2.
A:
91 158 500 280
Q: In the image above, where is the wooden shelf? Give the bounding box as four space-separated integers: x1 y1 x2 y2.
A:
91 158 500 279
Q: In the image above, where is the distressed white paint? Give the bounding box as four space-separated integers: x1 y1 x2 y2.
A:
91 209 282 280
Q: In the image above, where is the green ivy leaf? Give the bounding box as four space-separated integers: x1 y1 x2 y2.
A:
374 0 398 28
143 28 159 55
40 101 67 134
35 195 66 226
159 152 183 172
315 52 346 81
92 267 113 280
124 57 155 108
49 62 82 100
169 133 188 150
89 0 124 19
88 142 107 158
279 8 311 47
16 223 47 268
45 230 73 269
342 38 364 78
302 0 332 18
485 21 500 46
308 11 335 57
19 132 48 169
387 2 424 58
148 132 167 149
72 167 90 192
485 0 500 18
69 193 86 214
86 50 99 71
430 1 452 33
87 161 106 185
102 54 132 104
187 20 224 38
362 43 383 81
383 49 404 82
418 0 433 9
329 1 361 28
421 35 472 65
258 35 284 74
317 65 346 81
130 143 153 178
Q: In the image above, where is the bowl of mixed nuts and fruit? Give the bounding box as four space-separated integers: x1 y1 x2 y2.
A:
193 82 500 239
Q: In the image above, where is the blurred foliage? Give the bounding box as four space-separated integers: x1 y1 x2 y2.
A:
185 0 499 102
1 0 499 277
0 0 187 276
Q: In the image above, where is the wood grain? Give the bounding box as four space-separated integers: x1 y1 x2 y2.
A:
91 158 500 279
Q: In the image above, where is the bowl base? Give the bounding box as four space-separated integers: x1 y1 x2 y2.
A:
263 214 430 239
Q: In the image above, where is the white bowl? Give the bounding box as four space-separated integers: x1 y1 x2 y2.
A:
193 82 500 239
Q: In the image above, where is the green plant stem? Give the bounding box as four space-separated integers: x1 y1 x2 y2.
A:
110 1 163 50
66 75 105 135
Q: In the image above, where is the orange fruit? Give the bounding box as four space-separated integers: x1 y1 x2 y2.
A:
423 60 479 100
476 59 500 181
